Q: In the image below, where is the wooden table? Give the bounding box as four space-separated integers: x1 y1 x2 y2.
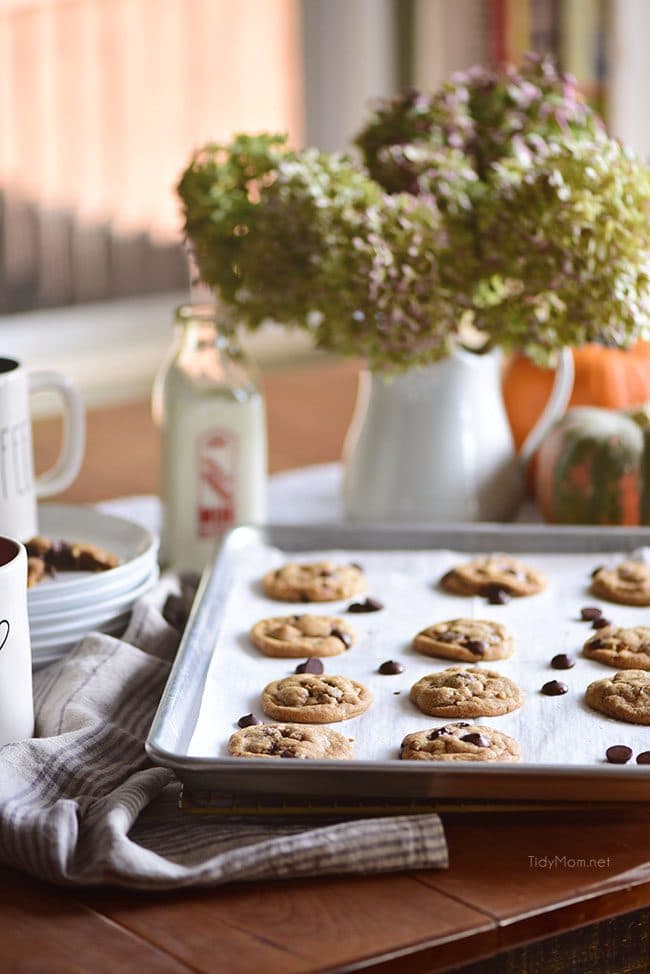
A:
4 358 649 974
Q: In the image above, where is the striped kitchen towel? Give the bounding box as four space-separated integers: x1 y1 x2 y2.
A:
0 577 448 889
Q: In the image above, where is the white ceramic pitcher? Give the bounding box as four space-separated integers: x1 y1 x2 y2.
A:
342 346 574 522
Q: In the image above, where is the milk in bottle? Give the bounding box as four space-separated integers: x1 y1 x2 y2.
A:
153 303 267 572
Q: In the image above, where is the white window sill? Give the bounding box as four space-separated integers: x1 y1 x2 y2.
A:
2 292 318 417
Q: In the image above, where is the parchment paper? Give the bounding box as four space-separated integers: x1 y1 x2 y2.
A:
188 544 650 766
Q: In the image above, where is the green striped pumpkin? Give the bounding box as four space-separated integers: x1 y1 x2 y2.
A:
535 406 650 525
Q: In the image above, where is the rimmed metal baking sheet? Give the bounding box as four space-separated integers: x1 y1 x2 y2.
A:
146 523 650 801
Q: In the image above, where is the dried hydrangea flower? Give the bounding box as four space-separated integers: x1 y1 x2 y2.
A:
177 56 650 374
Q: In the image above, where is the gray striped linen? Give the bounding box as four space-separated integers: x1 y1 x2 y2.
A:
0 577 448 888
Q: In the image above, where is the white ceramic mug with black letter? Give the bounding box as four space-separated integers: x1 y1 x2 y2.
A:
0 537 33 746
0 357 85 540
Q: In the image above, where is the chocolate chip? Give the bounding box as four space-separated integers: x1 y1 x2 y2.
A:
295 658 324 674
299 592 311 602
428 726 453 740
347 597 384 613
237 713 260 728
580 606 603 621
437 631 459 643
45 540 75 569
591 565 605 577
393 691 401 695
551 653 576 670
428 722 469 741
280 750 298 758
592 617 611 630
378 660 404 675
466 639 486 656
636 751 650 765
606 745 633 764
461 733 490 747
331 627 352 648
350 562 364 572
541 680 569 696
319 569 334 577
587 638 603 649
480 583 511 604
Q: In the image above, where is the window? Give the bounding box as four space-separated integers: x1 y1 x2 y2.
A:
0 0 302 312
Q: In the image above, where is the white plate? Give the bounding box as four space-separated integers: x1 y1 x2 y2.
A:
27 551 157 615
30 611 131 651
27 504 158 604
29 565 160 634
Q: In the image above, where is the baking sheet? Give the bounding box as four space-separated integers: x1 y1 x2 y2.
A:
187 542 650 767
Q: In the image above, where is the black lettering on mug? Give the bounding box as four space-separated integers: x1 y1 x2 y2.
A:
12 420 32 497
19 420 33 496
0 620 10 653
0 420 34 500
0 428 8 501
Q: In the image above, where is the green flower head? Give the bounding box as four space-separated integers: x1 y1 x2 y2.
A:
177 56 650 372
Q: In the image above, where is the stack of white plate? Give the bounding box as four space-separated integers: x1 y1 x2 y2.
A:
29 504 159 667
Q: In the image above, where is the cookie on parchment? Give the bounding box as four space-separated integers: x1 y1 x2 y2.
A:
409 666 523 718
585 670 650 725
412 618 513 663
440 554 546 598
583 625 650 671
250 614 355 658
262 674 372 723
400 722 521 762
27 557 48 588
262 561 366 603
590 561 650 606
228 722 353 759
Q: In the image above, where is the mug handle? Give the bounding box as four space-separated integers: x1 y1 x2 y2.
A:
29 371 86 498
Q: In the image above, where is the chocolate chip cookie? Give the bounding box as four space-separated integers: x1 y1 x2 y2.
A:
412 618 513 662
228 722 353 759
584 625 650 671
585 670 650 725
27 556 51 588
250 614 356 658
409 666 523 718
400 722 521 762
262 674 372 723
262 561 367 603
25 536 120 578
440 555 546 598
590 561 650 606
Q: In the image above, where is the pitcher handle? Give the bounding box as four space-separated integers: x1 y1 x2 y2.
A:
518 347 575 469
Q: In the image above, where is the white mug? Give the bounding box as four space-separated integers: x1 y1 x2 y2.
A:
0 537 33 746
0 357 85 540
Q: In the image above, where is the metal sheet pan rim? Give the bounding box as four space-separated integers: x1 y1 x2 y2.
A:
146 521 650 800
146 738 650 778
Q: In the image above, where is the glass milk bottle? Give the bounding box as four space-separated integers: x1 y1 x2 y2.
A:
153 303 267 572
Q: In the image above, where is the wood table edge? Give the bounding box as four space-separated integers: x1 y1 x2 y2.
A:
413 870 650 965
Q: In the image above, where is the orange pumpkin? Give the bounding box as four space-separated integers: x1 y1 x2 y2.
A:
503 343 650 451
